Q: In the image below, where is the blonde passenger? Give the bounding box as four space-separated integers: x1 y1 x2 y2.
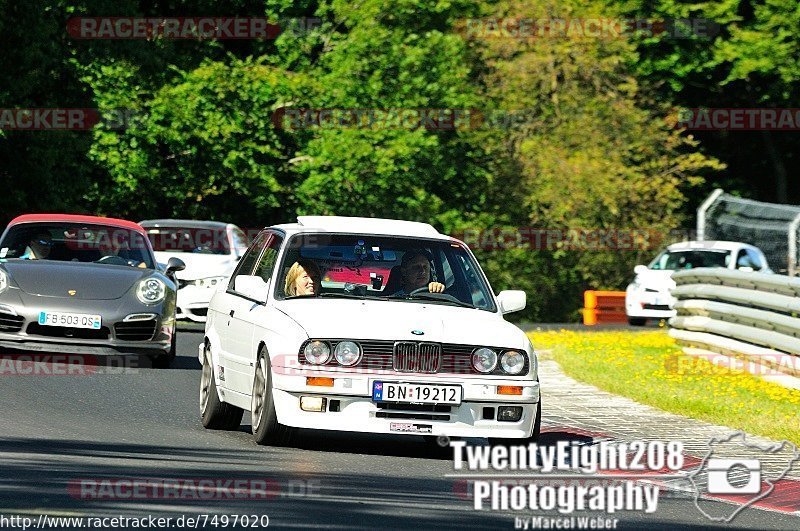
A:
285 259 322 296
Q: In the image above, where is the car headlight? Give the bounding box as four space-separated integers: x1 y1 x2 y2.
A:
334 341 361 366
195 276 226 289
472 347 498 373
137 277 166 304
0 269 7 294
304 340 331 365
500 350 526 375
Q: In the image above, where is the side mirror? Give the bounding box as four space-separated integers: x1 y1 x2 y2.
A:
497 290 526 314
165 257 186 275
633 265 648 275
234 275 269 304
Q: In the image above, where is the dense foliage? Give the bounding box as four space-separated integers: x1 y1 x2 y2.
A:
1 0 796 321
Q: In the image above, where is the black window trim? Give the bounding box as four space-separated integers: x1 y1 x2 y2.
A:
226 228 285 305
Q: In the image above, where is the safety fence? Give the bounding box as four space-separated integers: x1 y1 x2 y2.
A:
668 267 800 378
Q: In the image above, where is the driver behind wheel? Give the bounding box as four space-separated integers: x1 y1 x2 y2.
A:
98 238 146 268
393 249 445 296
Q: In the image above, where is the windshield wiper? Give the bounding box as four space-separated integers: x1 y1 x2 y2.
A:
318 292 366 300
390 292 476 309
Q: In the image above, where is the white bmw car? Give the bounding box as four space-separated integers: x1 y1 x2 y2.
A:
625 240 771 325
199 216 540 445
140 220 250 322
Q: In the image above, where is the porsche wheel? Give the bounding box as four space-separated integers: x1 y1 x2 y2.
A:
151 333 176 369
200 343 243 429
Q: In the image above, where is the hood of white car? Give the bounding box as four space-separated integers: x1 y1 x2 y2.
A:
153 251 237 281
632 269 676 291
274 299 528 349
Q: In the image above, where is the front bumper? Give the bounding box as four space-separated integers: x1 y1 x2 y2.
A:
0 291 173 356
625 290 676 319
175 285 216 322
271 371 540 438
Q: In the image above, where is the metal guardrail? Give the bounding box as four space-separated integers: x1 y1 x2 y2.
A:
668 267 800 377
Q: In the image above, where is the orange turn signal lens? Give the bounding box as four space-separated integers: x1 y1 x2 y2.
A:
497 385 523 395
306 377 334 387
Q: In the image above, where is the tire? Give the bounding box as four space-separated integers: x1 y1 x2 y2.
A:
489 397 542 447
628 317 647 326
200 343 243 430
251 347 295 446
151 332 177 369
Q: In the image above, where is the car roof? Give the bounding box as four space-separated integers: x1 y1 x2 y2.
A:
9 214 146 235
272 216 447 239
665 240 755 252
139 219 232 230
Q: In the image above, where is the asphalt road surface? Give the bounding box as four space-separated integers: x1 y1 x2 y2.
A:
0 327 797 530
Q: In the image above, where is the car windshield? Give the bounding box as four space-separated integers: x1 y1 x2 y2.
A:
144 226 232 255
276 234 496 311
0 223 155 268
649 249 731 270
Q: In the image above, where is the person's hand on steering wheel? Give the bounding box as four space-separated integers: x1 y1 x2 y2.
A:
428 281 445 293
410 282 445 295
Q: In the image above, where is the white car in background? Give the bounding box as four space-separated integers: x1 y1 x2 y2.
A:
139 220 249 322
625 240 771 326
199 216 540 446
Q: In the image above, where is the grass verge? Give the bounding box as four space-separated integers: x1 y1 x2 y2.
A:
529 329 800 445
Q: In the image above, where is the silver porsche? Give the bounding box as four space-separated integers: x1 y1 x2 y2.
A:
0 214 185 368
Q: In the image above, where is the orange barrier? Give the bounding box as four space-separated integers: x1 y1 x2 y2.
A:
582 290 627 325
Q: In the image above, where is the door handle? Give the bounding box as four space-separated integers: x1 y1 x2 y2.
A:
229 310 235 317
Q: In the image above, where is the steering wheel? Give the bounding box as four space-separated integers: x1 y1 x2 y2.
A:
95 255 138 267
409 287 432 296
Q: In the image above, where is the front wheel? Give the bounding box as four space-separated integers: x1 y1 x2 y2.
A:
151 332 177 369
200 343 243 429
628 317 647 326
251 347 295 446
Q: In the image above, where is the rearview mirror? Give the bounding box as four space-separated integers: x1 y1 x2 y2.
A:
165 257 186 275
496 290 526 314
234 275 269 304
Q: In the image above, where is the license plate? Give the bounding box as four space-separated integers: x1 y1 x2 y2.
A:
38 311 102 329
372 381 461 405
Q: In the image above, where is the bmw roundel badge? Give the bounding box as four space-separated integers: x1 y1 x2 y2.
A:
411 330 424 336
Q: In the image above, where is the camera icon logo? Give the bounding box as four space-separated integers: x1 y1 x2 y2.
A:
706 458 761 494
688 431 800 523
